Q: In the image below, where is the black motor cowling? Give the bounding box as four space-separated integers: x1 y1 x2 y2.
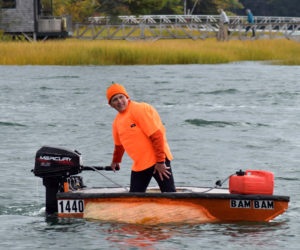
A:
33 146 113 216
33 146 82 178
33 146 83 215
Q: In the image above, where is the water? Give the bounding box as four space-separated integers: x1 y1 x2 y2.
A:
0 62 299 249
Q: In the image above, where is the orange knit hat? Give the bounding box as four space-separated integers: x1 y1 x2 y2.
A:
106 83 129 103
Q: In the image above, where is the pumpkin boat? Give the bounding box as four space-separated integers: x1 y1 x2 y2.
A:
32 146 289 225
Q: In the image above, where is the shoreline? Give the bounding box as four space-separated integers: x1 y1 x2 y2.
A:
0 39 299 66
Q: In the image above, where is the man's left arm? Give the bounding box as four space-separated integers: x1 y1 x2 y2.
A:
149 129 171 181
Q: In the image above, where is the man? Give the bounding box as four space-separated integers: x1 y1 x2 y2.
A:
245 9 255 37
217 8 229 41
106 83 176 193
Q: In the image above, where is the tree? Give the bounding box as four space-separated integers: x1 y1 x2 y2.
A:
97 0 169 16
40 0 53 16
213 0 243 10
0 0 16 9
153 0 183 15
51 0 248 22
237 0 270 15
180 0 243 15
238 0 300 16
267 0 300 17
53 0 100 22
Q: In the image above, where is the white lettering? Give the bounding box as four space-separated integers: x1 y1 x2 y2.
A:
40 156 72 162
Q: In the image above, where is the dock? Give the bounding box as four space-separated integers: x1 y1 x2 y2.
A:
73 15 300 41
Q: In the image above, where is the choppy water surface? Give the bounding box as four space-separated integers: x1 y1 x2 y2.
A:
0 63 299 249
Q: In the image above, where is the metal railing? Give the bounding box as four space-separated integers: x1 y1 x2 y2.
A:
88 15 300 25
72 15 300 40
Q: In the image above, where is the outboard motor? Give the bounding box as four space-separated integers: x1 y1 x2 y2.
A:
33 146 84 215
34 146 82 177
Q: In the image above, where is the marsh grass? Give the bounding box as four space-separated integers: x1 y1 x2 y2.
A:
0 38 299 65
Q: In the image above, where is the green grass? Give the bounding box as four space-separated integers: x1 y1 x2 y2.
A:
0 38 299 65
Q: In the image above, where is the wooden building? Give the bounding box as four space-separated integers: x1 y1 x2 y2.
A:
0 0 72 40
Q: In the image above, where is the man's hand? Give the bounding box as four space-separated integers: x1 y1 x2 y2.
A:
110 162 120 172
153 162 171 181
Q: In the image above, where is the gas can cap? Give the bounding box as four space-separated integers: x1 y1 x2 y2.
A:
236 170 245 176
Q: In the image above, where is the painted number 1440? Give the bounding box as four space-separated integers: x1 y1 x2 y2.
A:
58 200 84 214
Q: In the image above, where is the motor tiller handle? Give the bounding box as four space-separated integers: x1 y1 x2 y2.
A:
82 166 120 171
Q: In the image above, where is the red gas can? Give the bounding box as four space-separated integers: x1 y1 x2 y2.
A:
229 170 274 195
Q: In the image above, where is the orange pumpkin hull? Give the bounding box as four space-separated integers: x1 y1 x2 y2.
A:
57 187 289 224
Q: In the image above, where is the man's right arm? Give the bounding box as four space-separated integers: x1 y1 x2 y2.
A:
111 144 124 172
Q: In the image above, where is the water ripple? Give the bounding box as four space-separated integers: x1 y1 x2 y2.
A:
185 119 237 127
0 121 26 127
35 75 80 80
185 119 269 128
40 86 53 90
197 89 239 95
277 177 299 181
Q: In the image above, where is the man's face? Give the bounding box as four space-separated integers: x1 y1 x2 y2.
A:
110 94 129 113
